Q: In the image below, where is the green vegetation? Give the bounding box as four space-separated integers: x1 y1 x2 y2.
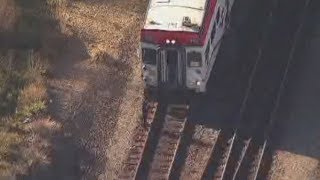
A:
0 50 49 175
0 0 70 175
0 68 24 116
0 0 56 175
0 51 48 117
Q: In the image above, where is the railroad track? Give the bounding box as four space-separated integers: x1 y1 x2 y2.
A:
179 125 220 180
200 131 234 180
204 0 311 179
212 132 236 180
233 139 266 180
147 104 189 179
219 0 312 179
223 135 251 180
118 101 158 179
201 0 275 178
118 0 311 179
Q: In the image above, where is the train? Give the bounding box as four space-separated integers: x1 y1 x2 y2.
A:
140 0 235 94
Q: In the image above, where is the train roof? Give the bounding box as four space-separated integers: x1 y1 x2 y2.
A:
143 0 209 33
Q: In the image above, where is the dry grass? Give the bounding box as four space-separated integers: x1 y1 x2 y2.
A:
0 128 24 175
18 54 48 119
0 117 59 176
26 118 61 137
0 0 19 31
24 118 62 169
19 81 47 111
56 0 146 58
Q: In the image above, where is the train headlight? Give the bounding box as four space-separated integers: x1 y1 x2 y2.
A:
196 81 201 86
165 39 176 44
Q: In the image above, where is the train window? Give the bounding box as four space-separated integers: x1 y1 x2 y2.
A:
210 22 216 43
216 7 220 24
205 43 210 62
225 10 230 26
220 8 226 27
187 51 202 67
142 48 156 65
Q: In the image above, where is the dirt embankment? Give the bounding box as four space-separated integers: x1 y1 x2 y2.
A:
44 0 148 179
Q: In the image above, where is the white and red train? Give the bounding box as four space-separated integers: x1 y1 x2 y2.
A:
140 0 235 93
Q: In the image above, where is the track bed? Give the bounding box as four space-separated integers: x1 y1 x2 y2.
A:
118 102 158 179
147 105 189 180
179 126 220 180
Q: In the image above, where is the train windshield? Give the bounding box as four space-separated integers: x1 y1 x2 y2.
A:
187 51 202 67
142 48 156 65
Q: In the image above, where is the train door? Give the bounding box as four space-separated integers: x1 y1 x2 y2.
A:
158 48 185 89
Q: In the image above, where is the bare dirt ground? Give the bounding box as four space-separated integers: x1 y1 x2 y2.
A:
44 0 148 179
269 151 319 180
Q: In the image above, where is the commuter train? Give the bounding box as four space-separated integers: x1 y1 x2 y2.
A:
140 0 235 93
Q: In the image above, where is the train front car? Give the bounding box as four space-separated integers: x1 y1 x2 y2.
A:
140 0 234 94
